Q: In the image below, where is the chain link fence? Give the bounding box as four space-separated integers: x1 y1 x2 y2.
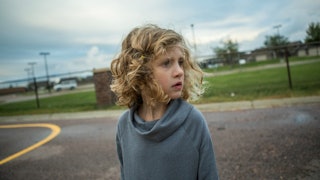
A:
1 42 319 99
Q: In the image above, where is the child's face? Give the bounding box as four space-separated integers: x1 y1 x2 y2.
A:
152 46 185 100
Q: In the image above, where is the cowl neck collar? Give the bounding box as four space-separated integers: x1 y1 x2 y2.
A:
129 98 193 142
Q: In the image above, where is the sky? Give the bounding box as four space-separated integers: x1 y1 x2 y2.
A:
0 0 319 84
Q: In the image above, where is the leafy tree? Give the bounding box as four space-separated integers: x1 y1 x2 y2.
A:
264 35 289 48
213 39 239 65
305 22 320 44
264 35 289 58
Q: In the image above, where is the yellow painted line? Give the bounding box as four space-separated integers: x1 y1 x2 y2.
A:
0 123 61 165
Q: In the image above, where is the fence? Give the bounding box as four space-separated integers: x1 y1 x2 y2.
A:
198 41 320 68
1 42 319 107
0 70 93 94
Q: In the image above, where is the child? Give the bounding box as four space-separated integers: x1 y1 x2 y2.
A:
110 24 219 180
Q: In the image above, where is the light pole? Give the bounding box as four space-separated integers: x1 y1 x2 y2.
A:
190 24 197 58
273 24 282 36
28 62 36 78
39 52 51 93
273 25 292 89
24 68 31 84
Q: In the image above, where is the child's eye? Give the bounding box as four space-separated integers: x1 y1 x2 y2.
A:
178 59 184 66
162 60 171 67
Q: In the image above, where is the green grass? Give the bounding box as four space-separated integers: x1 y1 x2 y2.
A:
0 59 319 116
199 61 320 103
0 91 99 116
203 55 320 73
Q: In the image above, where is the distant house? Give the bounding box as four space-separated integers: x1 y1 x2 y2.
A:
197 41 319 67
198 56 224 68
250 47 274 62
251 41 304 61
298 44 320 57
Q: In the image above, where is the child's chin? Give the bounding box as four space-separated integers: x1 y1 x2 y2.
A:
169 94 182 100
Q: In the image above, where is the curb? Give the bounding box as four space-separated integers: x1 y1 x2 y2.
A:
0 110 124 123
1 96 320 123
196 96 320 112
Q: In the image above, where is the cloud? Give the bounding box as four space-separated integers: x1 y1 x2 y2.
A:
1 0 320 82
48 46 112 75
82 46 111 69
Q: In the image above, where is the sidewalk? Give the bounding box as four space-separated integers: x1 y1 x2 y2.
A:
1 96 320 123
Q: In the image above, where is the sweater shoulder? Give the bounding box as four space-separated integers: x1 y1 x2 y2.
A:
182 106 210 147
116 109 131 136
118 109 130 124
186 106 206 127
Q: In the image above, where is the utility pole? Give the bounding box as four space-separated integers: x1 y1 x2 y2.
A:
39 52 51 93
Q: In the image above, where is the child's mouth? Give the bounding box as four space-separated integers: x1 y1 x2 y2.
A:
172 82 183 90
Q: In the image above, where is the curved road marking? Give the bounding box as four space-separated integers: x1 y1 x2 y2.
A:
0 123 61 165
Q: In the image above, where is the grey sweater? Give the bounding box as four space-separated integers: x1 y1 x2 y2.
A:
116 98 219 180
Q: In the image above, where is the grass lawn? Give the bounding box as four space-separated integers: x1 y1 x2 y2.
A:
203 55 319 73
0 91 98 116
0 59 319 116
199 61 320 103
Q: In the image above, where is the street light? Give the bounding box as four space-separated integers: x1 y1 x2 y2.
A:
190 24 197 57
28 62 36 78
39 52 50 93
24 68 31 83
272 24 292 89
273 24 282 36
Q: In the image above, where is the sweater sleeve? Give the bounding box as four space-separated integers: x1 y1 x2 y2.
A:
197 117 219 180
116 112 127 180
187 108 219 180
116 130 123 169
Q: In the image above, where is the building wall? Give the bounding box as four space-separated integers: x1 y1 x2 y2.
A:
298 49 307 57
255 54 268 62
298 47 320 57
309 47 320 56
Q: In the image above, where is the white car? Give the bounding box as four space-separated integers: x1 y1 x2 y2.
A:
53 80 77 91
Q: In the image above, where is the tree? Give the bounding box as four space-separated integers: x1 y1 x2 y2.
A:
305 22 320 44
213 39 239 65
264 34 289 48
264 35 289 58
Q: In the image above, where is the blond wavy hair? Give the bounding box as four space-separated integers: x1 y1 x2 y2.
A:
110 24 204 108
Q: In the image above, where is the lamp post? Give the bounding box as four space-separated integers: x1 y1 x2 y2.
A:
272 25 292 89
27 63 40 108
28 62 36 78
39 52 50 93
24 68 31 85
190 24 197 58
273 24 282 36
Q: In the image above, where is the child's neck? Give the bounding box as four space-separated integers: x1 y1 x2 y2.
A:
138 102 168 122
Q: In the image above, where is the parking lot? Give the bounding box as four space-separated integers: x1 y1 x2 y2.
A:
0 102 319 179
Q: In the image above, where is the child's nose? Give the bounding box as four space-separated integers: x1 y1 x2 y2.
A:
173 63 184 77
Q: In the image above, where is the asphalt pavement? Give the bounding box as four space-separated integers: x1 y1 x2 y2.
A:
1 95 320 123
1 96 319 179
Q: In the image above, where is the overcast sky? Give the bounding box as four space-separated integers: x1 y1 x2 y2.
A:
0 0 319 83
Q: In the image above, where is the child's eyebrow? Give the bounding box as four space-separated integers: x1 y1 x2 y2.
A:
166 54 184 60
